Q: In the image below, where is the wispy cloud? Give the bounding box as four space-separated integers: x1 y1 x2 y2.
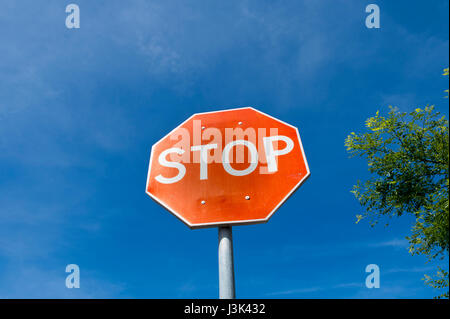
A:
367 238 409 249
265 286 323 296
267 237 411 262
384 266 437 275
0 264 126 299
265 282 363 297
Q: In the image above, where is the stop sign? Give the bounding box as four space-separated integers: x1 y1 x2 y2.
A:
146 107 310 228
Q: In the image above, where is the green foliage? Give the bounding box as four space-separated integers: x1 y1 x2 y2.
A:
346 68 449 298
444 68 449 98
424 267 449 299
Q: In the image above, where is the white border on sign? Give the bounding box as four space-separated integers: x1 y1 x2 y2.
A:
145 106 311 229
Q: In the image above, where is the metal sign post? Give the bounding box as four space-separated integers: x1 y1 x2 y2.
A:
218 226 235 299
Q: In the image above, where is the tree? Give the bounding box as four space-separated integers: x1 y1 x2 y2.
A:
345 68 449 298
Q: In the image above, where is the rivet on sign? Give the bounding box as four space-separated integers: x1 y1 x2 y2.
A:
245 196 250 200
238 121 243 125
201 200 206 205
202 126 206 130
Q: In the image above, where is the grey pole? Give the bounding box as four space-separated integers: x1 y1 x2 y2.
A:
218 226 236 299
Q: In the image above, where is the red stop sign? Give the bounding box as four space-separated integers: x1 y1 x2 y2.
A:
146 107 310 228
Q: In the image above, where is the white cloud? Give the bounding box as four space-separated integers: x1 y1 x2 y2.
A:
0 264 126 298
384 266 436 274
368 238 409 249
266 286 322 296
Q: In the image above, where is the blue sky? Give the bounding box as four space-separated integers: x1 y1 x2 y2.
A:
0 0 448 298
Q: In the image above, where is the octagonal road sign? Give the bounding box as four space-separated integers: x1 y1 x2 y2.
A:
145 107 310 228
